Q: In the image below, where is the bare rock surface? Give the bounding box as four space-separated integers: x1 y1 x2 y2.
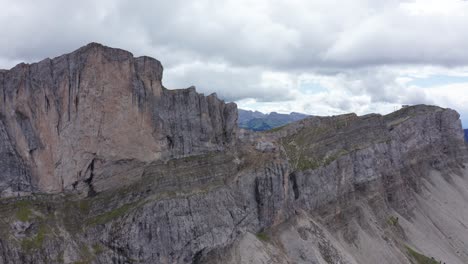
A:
0 43 237 196
0 44 468 264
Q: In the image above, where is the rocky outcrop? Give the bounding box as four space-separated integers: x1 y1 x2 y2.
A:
0 44 467 264
0 43 237 196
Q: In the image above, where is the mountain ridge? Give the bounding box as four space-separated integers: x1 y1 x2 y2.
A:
238 109 309 131
0 42 237 196
0 43 467 264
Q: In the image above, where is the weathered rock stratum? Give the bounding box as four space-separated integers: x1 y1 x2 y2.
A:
0 44 468 264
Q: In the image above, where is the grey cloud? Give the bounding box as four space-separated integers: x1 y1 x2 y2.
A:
0 0 466 123
4 0 468 71
164 63 297 102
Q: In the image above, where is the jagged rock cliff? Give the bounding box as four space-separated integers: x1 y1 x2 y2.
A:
0 43 237 196
0 44 468 264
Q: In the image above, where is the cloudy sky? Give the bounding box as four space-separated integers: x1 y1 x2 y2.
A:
1 0 467 127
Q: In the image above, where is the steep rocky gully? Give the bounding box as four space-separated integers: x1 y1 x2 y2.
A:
0 43 467 264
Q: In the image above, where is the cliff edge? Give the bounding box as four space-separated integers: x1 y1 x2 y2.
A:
0 43 237 196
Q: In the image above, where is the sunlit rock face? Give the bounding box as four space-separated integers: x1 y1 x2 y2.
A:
0 43 237 196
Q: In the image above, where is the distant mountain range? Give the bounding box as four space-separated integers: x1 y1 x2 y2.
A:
465 129 468 141
238 109 309 131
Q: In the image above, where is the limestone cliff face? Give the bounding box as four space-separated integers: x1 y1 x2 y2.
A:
0 44 468 264
0 43 237 196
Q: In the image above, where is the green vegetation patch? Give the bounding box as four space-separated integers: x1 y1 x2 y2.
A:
86 202 136 226
78 199 91 214
323 150 349 167
16 200 33 222
21 224 48 251
405 246 439 264
280 125 352 172
387 216 399 226
297 158 321 171
289 147 349 172
172 152 218 163
256 231 270 242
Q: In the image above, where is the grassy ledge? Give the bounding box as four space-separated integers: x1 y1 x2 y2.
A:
387 216 399 226
256 231 270 242
85 202 137 226
405 245 439 264
21 224 48 251
16 200 33 221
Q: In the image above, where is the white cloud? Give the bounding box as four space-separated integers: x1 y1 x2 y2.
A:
0 0 467 125
164 62 298 102
238 66 467 127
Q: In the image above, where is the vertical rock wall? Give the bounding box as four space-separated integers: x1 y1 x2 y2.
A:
0 43 237 196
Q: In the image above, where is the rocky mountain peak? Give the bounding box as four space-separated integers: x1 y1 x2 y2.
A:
0 43 237 197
